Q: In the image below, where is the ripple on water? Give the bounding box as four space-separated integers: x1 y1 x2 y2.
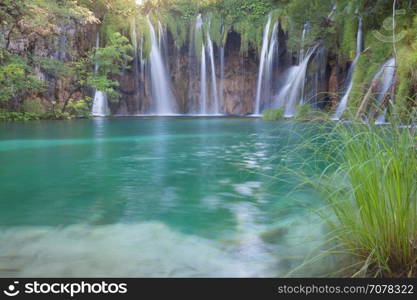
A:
233 182 262 197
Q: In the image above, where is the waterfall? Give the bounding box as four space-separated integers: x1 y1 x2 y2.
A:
195 15 207 115
372 58 396 124
254 14 280 115
207 31 220 114
305 47 327 107
279 46 318 118
147 17 177 115
219 46 225 112
299 23 310 62
91 32 110 117
264 22 279 109
194 14 222 115
199 44 207 115
332 16 363 120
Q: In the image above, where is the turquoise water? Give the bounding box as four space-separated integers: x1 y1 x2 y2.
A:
0 118 329 277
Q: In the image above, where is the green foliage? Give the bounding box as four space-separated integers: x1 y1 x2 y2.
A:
22 98 46 114
66 98 91 117
263 108 284 121
295 104 330 122
89 32 132 101
0 111 40 122
0 52 45 107
394 16 417 122
311 123 417 277
32 56 72 78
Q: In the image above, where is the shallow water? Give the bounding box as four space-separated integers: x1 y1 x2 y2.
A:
0 118 331 277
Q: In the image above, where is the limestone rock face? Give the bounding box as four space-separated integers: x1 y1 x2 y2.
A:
3 21 99 106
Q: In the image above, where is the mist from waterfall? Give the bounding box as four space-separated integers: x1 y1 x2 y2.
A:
91 32 110 117
147 17 177 115
332 16 363 120
254 15 279 115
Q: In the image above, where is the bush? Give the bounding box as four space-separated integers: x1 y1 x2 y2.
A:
263 108 284 121
299 123 417 277
22 98 46 114
295 104 329 122
66 98 91 118
0 112 40 122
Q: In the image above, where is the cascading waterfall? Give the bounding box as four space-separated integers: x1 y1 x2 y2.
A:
332 16 363 120
147 17 177 115
199 44 207 115
219 25 225 111
371 58 396 124
195 15 207 115
219 46 225 111
91 32 110 117
254 15 280 115
253 15 272 115
195 14 221 115
207 31 220 115
305 46 328 107
264 22 279 109
299 23 310 62
279 45 318 118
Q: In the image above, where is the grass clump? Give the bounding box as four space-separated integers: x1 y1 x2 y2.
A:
295 104 330 122
263 108 284 121
310 123 417 277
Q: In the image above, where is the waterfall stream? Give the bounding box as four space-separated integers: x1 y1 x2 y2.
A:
200 44 207 115
372 58 396 124
254 15 280 115
91 33 110 117
280 46 318 118
254 15 272 115
147 17 177 115
219 46 225 111
207 32 220 115
332 16 363 120
299 23 310 62
195 15 222 115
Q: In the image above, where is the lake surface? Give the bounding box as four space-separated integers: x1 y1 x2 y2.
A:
0 118 331 277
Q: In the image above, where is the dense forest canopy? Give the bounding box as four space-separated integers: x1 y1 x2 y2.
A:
0 0 416 121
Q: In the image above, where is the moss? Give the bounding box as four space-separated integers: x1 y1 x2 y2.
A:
295 104 330 122
339 12 357 61
263 108 284 121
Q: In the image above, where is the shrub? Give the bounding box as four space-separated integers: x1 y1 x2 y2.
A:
263 108 284 121
0 112 40 122
295 104 329 122
22 98 46 114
